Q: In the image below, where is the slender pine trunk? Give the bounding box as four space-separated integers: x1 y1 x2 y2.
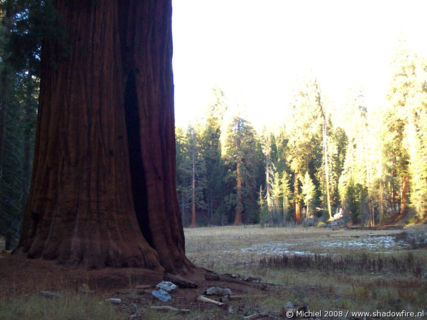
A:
294 172 301 224
400 174 409 217
191 148 196 227
234 161 243 225
323 117 332 219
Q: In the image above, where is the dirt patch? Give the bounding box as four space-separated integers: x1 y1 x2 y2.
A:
0 254 163 296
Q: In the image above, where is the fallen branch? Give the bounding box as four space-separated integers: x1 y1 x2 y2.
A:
204 272 253 287
196 295 224 306
164 273 197 288
150 306 190 313
204 270 272 291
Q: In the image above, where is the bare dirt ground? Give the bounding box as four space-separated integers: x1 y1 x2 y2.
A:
0 225 426 319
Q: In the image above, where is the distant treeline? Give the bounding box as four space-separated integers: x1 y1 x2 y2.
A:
176 48 427 227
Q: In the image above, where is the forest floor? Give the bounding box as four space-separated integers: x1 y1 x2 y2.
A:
0 225 426 319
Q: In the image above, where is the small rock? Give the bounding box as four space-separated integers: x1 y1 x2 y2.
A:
105 298 121 304
205 286 232 296
156 281 177 292
152 289 171 302
40 291 62 298
284 301 294 310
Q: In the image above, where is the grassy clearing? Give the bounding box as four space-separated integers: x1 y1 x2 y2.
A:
185 225 427 315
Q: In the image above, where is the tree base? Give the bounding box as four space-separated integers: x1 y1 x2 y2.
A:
0 253 166 295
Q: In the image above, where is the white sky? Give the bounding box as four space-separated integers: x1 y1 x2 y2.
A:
172 0 427 131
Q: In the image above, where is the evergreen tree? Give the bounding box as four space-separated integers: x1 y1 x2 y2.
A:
338 88 384 226
0 2 39 249
175 125 207 226
175 126 190 223
223 116 263 224
188 125 207 226
383 44 427 220
287 77 323 223
280 170 292 223
261 130 275 225
201 88 226 224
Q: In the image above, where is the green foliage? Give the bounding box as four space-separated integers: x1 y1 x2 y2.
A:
0 2 39 247
175 125 207 225
1 0 68 74
201 92 226 224
223 116 264 224
280 171 292 222
342 180 363 224
286 78 324 219
380 44 427 220
258 185 268 226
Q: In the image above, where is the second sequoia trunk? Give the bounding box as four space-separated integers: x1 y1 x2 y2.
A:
17 0 192 272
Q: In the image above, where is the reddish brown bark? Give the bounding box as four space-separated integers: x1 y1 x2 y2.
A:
400 174 409 217
379 181 384 226
294 172 301 224
17 0 192 273
234 161 243 225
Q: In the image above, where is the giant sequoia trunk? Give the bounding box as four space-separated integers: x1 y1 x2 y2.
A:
17 0 192 272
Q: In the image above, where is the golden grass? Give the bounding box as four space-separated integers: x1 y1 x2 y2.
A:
185 225 427 314
0 293 127 320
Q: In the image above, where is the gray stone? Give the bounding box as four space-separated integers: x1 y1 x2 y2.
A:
156 281 177 292
205 286 232 296
152 289 172 302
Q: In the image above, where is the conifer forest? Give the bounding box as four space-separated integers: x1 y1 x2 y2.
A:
176 59 427 227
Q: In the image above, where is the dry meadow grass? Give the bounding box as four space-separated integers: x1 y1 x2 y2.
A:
1 226 426 319
185 225 427 315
